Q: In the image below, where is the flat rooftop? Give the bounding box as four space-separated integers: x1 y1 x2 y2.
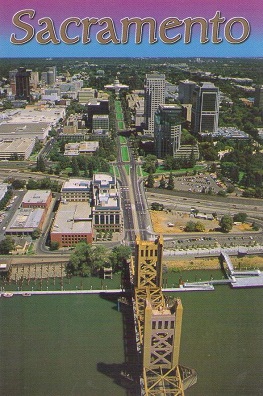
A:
0 106 65 125
95 194 120 210
62 179 91 191
22 190 51 205
0 138 35 152
52 202 92 234
92 115 109 119
6 208 45 232
0 123 49 140
93 173 115 184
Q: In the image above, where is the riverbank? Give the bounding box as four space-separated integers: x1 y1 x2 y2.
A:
163 255 263 271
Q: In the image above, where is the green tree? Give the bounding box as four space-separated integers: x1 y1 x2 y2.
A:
219 215 233 233
147 172 155 188
142 155 157 173
167 172 174 190
71 157 80 176
50 241 59 251
195 221 205 232
36 155 46 172
184 221 196 232
67 242 107 277
189 148 196 168
32 228 41 240
233 213 247 223
151 202 164 211
109 245 132 272
0 237 15 254
12 179 26 189
159 176 166 189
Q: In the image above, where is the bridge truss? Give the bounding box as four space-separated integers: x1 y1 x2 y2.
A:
130 236 197 395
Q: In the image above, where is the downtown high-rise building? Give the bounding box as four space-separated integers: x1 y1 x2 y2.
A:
41 66 57 86
144 73 165 134
15 67 31 100
178 80 196 104
154 104 182 158
191 82 219 134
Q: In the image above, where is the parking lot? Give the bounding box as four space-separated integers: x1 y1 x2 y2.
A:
172 173 223 194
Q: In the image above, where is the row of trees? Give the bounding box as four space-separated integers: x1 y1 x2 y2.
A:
0 190 12 211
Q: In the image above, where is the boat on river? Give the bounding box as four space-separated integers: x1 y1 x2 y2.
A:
2 293 14 298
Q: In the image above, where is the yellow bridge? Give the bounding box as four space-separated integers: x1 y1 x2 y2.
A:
130 235 197 395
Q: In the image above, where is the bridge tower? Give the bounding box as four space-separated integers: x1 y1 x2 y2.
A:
132 235 197 395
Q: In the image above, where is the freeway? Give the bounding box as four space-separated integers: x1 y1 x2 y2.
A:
116 135 263 250
0 169 67 183
146 193 263 217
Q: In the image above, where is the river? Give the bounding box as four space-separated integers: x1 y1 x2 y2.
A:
0 270 262 396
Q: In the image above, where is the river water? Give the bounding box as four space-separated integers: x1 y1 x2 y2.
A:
0 270 262 396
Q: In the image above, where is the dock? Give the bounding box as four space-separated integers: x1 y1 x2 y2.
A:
231 273 263 288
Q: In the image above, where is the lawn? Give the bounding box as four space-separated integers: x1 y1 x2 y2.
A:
121 146 130 162
119 135 127 144
116 113 124 121
142 164 206 176
118 121 125 130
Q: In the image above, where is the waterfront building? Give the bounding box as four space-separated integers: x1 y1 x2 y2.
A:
144 73 165 135
191 82 219 134
5 208 45 236
50 201 93 247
